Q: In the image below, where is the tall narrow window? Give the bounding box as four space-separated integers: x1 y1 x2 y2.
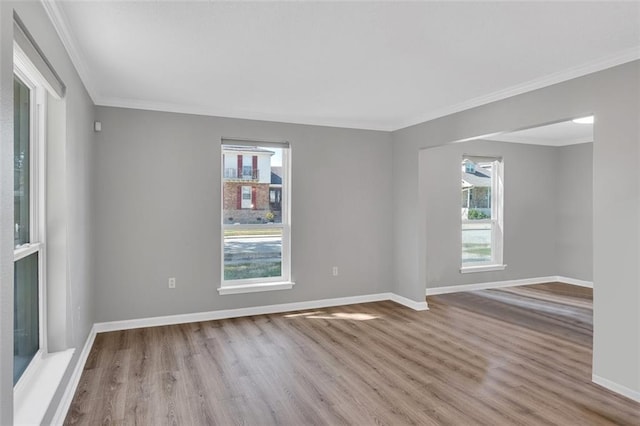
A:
13 69 46 385
461 155 504 272
220 140 291 293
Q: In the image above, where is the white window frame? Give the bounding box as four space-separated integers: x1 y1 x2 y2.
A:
460 156 506 273
13 46 48 391
218 140 293 295
241 185 252 209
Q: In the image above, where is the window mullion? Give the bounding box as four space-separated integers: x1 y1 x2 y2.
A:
13 243 41 262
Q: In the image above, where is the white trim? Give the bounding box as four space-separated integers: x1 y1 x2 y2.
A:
95 96 393 132
13 349 74 426
426 276 558 295
36 5 640 132
93 293 407 333
50 326 97 425
461 158 503 270
460 264 507 274
75 49 639 133
220 142 292 289
13 243 40 261
12 18 64 98
93 292 428 333
396 47 640 131
592 374 640 403
13 43 57 101
217 281 295 295
13 53 50 384
426 275 593 295
13 349 44 395
556 276 593 288
389 293 429 311
87 48 639 132
40 0 97 103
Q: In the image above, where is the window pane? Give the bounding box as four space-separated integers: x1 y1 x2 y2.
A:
462 223 492 264
14 77 30 247
461 159 492 221
14 252 39 385
224 227 282 280
222 145 283 225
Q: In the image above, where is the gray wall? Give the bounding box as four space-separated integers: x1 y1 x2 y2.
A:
421 140 560 288
392 61 639 395
557 143 593 281
92 106 393 322
0 1 96 423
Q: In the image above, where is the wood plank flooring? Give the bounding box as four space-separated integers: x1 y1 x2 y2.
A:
65 283 640 425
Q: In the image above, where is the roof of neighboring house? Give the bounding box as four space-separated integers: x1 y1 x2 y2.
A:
223 145 275 155
271 167 283 185
462 166 491 188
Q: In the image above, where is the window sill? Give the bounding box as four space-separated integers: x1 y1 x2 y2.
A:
460 264 507 274
14 348 75 425
218 281 295 295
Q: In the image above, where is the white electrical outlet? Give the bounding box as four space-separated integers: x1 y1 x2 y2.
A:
332 266 338 276
168 277 176 288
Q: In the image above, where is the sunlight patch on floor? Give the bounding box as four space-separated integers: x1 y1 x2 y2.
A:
284 311 380 321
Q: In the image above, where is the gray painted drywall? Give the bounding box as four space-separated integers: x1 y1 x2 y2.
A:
421 140 560 288
392 61 639 395
556 143 593 281
92 106 393 322
46 94 70 353
0 1 96 423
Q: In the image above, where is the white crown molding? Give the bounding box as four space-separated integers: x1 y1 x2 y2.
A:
39 0 639 132
40 0 98 103
395 47 640 131
95 45 639 132
96 96 394 131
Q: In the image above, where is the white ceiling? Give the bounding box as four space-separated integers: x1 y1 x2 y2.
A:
44 1 640 131
489 118 594 146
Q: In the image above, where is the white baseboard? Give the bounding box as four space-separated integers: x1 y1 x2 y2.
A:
592 374 640 403
50 325 97 426
93 292 427 333
426 276 557 295
390 293 429 311
426 275 593 296
556 276 593 288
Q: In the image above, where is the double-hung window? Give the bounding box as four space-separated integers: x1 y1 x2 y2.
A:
13 57 46 386
461 155 505 273
219 140 292 294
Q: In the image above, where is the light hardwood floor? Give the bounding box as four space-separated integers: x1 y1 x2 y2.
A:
65 283 640 425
